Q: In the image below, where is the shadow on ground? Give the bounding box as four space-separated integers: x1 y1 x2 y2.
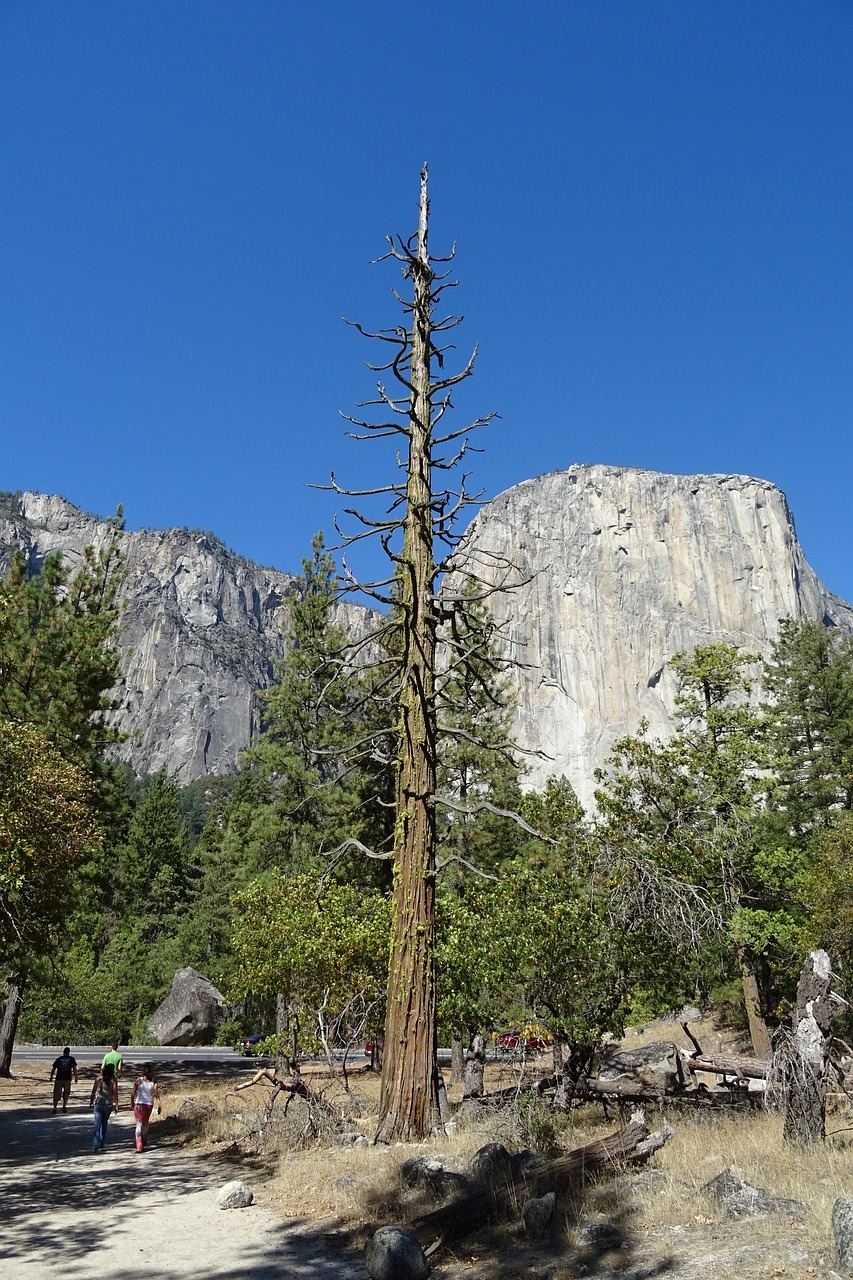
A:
0 1102 363 1279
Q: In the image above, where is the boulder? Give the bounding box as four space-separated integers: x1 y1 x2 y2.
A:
148 967 227 1046
701 1168 807 1221
469 1142 513 1186
598 1040 682 1090
217 1180 253 1210
521 1191 555 1238
401 1156 469 1201
833 1197 853 1275
364 1226 429 1280
176 1097 213 1123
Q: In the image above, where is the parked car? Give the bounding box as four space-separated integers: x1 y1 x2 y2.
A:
238 1033 265 1055
496 1028 551 1053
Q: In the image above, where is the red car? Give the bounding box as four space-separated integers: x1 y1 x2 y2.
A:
497 1029 551 1053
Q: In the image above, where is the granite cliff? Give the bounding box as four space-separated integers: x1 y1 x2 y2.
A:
2 467 850 806
461 465 853 807
0 492 376 782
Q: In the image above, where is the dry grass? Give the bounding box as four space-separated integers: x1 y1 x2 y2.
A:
174 1036 853 1276
9 1044 852 1276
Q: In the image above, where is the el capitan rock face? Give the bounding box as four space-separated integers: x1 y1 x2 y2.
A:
2 466 851 807
459 464 853 807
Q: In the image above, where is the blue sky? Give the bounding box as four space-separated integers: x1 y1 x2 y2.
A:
2 3 852 600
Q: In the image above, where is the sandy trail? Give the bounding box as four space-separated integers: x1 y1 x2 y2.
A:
0 1081 361 1279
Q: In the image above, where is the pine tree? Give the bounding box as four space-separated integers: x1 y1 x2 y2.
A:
246 533 390 875
0 518 124 1071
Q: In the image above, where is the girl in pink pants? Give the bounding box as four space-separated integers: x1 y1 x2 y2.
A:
131 1063 162 1151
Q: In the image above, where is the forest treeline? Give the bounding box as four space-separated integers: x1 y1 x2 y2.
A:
2 521 853 1068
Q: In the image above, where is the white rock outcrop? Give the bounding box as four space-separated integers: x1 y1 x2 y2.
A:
459 464 853 809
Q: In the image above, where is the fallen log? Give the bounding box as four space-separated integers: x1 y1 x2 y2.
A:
685 1052 769 1080
681 1021 769 1080
412 1109 673 1247
575 1077 763 1109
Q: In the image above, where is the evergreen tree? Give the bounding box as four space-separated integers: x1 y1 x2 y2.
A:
595 643 776 1054
118 770 191 927
0 516 124 775
0 521 124 1069
764 619 853 828
436 576 525 879
247 533 385 872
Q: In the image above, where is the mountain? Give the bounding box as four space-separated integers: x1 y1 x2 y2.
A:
0 492 377 781
460 465 853 806
2 467 850 806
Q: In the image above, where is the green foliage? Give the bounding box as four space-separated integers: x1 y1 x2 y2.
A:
0 515 124 776
246 533 391 876
118 770 192 925
764 619 853 827
232 870 391 1057
0 721 103 961
436 577 525 879
516 1092 572 1156
594 644 774 1012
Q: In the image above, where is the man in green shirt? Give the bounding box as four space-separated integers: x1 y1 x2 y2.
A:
102 1042 123 1080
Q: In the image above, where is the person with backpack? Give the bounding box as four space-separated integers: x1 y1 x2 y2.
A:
88 1061 119 1153
49 1047 78 1112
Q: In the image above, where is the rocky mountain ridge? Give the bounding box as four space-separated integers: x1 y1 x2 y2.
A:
0 491 376 781
2 467 850 807
461 464 853 805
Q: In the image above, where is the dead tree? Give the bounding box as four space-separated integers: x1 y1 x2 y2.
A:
321 165 518 1142
411 1110 674 1247
774 949 834 1145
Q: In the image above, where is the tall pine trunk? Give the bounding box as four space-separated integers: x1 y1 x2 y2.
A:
375 167 442 1143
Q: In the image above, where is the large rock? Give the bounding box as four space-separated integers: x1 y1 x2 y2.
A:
148 967 227 1045
599 1040 683 1090
459 465 853 808
365 1227 429 1280
0 492 377 783
3 469 851 803
217 1179 253 1210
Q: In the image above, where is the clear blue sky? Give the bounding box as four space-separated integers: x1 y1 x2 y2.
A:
2 3 852 600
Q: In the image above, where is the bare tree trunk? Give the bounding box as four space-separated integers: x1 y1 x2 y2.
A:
450 1032 464 1085
738 943 772 1058
0 972 25 1077
781 949 833 1146
463 1032 486 1100
376 166 442 1143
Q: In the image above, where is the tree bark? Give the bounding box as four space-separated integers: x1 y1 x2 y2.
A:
782 948 833 1146
450 1032 464 1085
0 973 25 1077
686 1050 768 1079
738 943 773 1058
376 166 442 1143
462 1032 486 1100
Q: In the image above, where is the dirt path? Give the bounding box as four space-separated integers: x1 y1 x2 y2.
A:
0 1065 362 1280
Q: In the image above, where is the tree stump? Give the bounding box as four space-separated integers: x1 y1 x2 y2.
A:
463 1033 486 1100
780 949 833 1145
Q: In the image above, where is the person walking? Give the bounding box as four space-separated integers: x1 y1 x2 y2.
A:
102 1041 123 1078
130 1063 161 1152
89 1061 119 1153
49 1047 78 1112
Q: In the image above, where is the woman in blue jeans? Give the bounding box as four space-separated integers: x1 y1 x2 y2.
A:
89 1061 119 1152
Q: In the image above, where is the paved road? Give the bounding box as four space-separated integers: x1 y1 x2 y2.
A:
17 1044 260 1064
